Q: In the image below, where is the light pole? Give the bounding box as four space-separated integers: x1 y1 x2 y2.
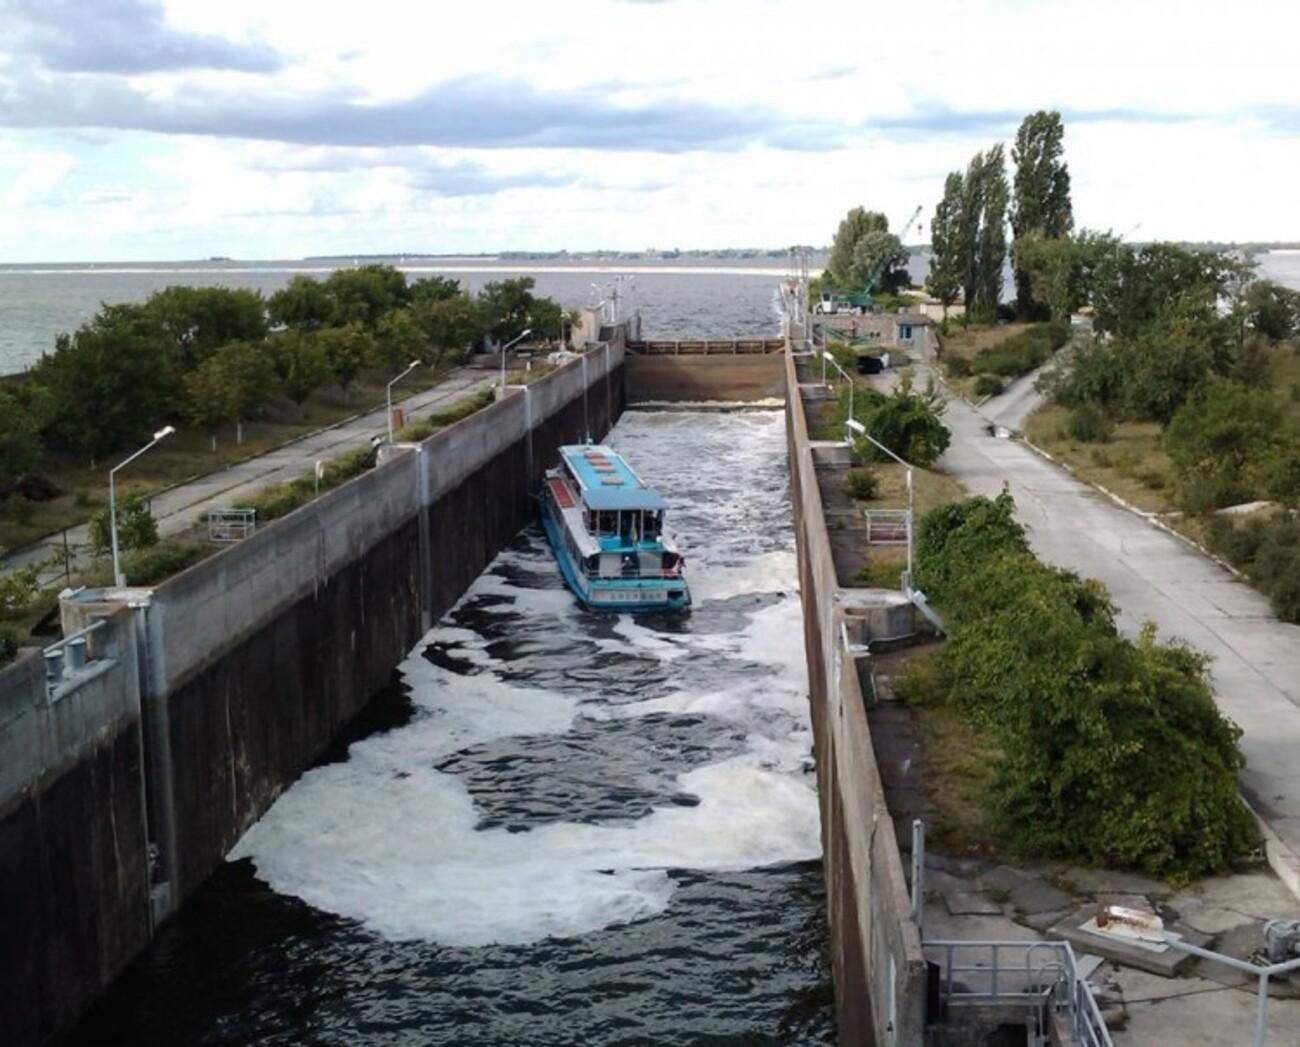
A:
386 359 423 443
110 425 176 588
498 328 533 389
847 417 915 585
821 349 856 428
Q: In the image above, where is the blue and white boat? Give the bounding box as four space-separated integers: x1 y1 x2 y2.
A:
541 444 691 612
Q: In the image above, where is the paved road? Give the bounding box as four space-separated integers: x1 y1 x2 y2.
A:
7 368 496 586
918 362 1300 864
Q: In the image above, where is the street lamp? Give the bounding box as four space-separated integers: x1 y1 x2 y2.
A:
847 417 915 586
110 425 176 588
386 359 423 443
498 328 533 389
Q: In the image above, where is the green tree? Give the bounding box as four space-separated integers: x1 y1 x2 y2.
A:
186 355 239 452
145 285 268 372
973 145 1008 322
1246 279 1300 342
34 304 178 464
1165 378 1285 511
828 207 887 285
849 229 908 293
856 374 951 467
268 330 332 417
316 322 374 400
1010 111 1073 319
268 275 333 331
412 295 487 364
409 275 463 304
478 277 537 343
958 150 988 317
928 172 965 315
324 264 409 328
0 387 43 495
375 309 427 371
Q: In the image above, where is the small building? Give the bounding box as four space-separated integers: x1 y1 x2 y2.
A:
892 311 932 348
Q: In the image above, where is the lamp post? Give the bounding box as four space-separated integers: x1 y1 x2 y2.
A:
847 416 915 585
386 359 423 443
498 328 533 389
110 425 176 588
821 349 856 429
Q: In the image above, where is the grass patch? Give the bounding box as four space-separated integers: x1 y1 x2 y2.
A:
1024 403 1175 514
893 651 1005 857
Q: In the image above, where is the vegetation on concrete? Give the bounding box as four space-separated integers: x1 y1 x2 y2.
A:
237 444 378 524
824 375 952 469
842 466 879 501
0 268 572 550
914 491 1258 881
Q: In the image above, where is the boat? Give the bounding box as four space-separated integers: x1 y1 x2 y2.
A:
541 444 690 612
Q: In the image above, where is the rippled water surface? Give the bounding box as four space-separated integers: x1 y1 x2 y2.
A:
69 410 836 1046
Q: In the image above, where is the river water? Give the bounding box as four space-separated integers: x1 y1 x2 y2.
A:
67 408 837 1046
0 260 792 375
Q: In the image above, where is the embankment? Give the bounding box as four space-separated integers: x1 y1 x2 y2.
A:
0 343 624 1046
784 348 927 1044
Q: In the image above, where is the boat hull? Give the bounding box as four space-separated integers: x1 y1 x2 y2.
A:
540 494 690 613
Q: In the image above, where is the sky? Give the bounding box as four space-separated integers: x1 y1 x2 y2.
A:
0 0 1297 262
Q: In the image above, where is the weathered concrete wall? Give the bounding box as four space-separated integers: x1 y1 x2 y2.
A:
625 353 784 402
784 349 926 1044
5 344 623 1046
0 612 151 1047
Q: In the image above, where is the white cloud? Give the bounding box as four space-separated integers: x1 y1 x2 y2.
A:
0 0 1296 260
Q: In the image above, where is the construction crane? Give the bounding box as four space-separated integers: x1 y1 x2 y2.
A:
896 205 923 245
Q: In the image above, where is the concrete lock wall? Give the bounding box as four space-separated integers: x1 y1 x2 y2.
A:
624 353 784 402
783 348 926 1045
0 610 152 1047
2 343 623 1046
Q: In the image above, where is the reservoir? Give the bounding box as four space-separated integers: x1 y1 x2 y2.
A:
68 408 837 1045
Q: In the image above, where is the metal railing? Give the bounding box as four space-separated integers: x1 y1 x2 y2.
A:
865 508 911 545
923 939 1112 1047
208 508 256 543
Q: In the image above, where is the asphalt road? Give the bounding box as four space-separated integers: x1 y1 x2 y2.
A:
6 368 496 586
923 362 1300 866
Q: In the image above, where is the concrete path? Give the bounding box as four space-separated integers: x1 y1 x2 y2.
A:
6 368 496 586
919 363 1300 872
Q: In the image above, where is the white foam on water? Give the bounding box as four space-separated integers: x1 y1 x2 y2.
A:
232 410 819 948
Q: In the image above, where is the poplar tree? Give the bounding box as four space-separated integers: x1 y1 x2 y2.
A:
928 172 965 315
1011 111 1073 318
958 151 987 314
975 145 1008 322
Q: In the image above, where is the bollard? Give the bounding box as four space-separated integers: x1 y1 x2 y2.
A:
44 648 65 687
66 636 87 671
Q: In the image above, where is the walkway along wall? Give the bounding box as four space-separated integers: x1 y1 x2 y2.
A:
783 348 927 1044
0 344 624 1045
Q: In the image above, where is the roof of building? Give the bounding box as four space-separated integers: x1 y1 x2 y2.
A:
560 444 667 511
895 312 932 325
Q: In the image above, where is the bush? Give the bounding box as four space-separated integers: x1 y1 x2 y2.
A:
943 355 971 378
88 493 159 556
915 492 1258 880
428 388 494 428
854 376 951 468
894 653 946 706
241 478 315 522
1066 403 1113 443
0 623 20 665
843 466 879 500
121 540 209 586
973 375 1005 398
971 321 1069 379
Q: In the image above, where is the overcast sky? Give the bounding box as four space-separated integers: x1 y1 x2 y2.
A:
0 0 1296 262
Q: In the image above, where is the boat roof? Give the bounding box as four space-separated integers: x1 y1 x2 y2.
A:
559 444 667 511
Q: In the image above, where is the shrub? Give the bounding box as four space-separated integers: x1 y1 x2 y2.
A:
894 653 946 706
915 492 1257 880
1066 403 1114 444
843 466 879 501
943 355 971 378
122 541 209 586
971 322 1069 379
973 375 1005 398
88 493 159 556
0 623 20 665
241 478 314 522
396 420 435 442
428 387 494 427
856 375 950 468
1268 560 1300 623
